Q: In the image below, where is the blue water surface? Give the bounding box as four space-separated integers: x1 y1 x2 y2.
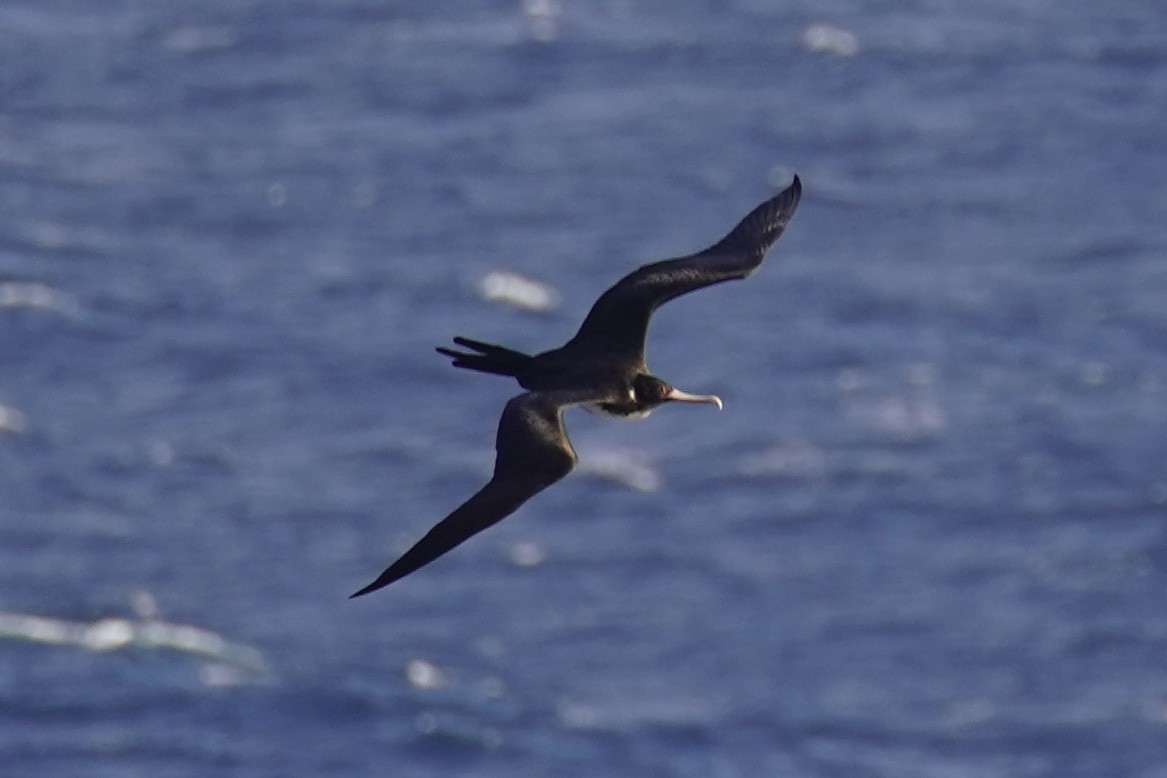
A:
2 1 1166 776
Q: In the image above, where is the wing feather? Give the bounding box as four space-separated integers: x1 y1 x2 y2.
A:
563 176 802 361
351 392 580 596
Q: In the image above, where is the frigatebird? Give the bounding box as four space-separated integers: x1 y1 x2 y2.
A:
352 176 802 597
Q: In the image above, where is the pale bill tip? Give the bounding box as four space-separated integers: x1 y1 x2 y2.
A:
667 388 723 410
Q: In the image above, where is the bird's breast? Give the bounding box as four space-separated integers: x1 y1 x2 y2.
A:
583 402 652 420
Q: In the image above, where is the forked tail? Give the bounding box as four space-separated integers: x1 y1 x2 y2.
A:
436 336 534 380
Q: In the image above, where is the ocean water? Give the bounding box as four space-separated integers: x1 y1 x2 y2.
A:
1 1 1166 776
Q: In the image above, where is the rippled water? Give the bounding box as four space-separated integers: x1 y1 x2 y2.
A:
2 1 1166 776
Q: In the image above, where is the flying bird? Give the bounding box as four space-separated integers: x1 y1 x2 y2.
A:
352 176 802 597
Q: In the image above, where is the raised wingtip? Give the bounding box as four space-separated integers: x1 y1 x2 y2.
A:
784 174 802 201
777 174 802 217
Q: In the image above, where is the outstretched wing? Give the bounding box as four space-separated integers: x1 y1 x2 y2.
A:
562 175 802 362
351 392 579 597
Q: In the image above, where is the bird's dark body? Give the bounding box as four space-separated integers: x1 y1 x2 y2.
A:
440 339 650 416
352 176 802 597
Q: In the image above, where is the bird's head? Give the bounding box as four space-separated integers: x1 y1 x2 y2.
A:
632 374 723 413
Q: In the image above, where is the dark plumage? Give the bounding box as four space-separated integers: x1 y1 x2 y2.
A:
352 176 802 597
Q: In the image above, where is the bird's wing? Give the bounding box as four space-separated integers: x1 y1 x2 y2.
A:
350 391 583 597
562 175 801 363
